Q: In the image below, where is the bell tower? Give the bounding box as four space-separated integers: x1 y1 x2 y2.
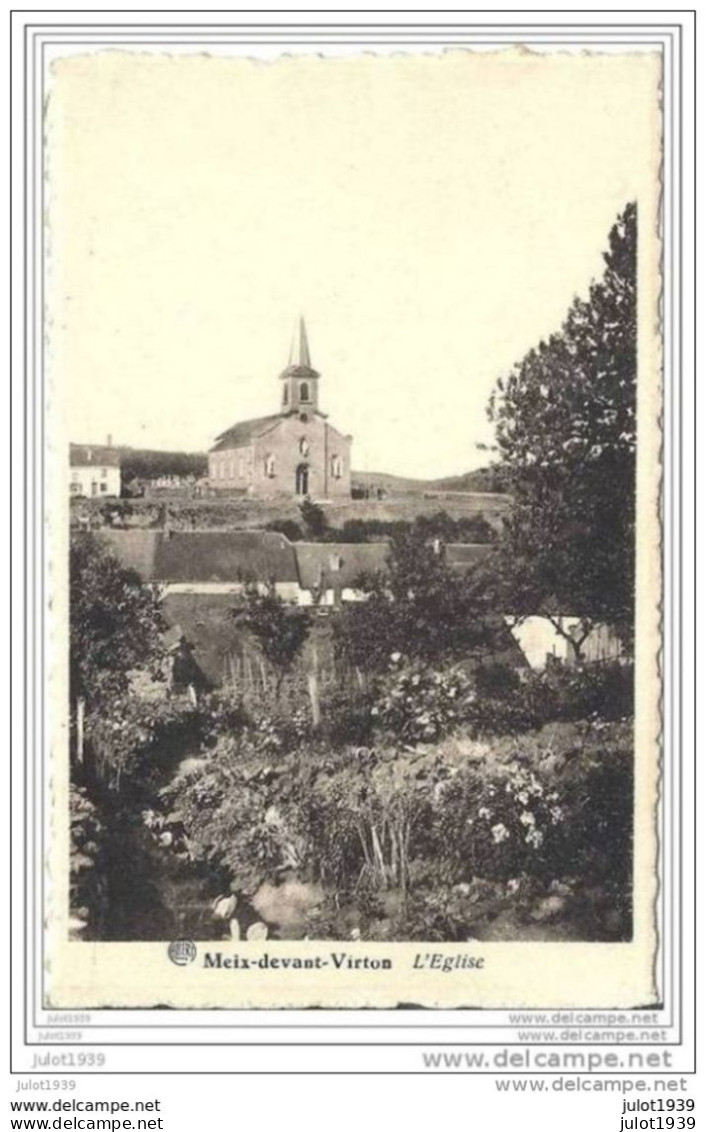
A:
280 317 320 415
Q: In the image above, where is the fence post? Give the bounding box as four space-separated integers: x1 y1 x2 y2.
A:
308 644 321 729
76 696 85 766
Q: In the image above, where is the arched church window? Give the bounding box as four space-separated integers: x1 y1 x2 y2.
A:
331 454 343 479
283 384 289 406
264 454 276 478
299 437 310 457
299 382 310 403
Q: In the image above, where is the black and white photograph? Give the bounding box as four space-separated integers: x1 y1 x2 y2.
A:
45 45 662 1008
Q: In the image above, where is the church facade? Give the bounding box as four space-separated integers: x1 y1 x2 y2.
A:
208 320 352 500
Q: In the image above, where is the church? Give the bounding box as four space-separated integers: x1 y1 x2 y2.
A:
208 319 353 500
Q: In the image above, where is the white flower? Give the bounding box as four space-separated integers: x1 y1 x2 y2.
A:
478 807 491 820
525 828 544 849
519 811 536 826
390 652 402 663
506 878 521 894
516 790 529 805
550 806 564 824
491 822 510 844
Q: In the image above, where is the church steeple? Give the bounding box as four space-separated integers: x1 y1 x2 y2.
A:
289 316 312 369
280 316 320 415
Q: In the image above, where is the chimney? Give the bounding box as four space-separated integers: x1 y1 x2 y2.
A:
106 433 113 448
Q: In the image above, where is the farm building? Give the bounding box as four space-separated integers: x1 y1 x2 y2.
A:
70 443 121 498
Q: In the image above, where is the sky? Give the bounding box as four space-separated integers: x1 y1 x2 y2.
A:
49 49 660 479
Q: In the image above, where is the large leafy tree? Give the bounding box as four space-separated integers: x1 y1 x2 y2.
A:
487 203 637 656
70 533 166 714
333 527 493 673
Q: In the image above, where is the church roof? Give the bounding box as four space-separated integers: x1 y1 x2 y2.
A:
210 414 282 453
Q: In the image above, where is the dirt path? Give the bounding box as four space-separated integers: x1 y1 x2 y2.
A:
101 810 225 941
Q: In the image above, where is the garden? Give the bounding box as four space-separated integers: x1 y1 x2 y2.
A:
69 203 637 947
69 534 633 945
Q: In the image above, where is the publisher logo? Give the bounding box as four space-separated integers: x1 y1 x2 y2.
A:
168 940 197 967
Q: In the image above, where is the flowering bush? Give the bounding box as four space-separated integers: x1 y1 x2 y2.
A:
161 714 631 944
372 660 475 744
370 659 634 746
427 759 568 883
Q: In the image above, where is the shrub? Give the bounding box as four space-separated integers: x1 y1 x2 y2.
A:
299 498 329 538
547 662 633 722
162 711 633 941
69 785 109 938
422 760 555 884
320 684 376 747
265 519 304 542
551 737 633 886
86 697 204 792
372 661 475 744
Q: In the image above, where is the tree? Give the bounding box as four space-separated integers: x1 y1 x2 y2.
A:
233 582 310 694
334 527 493 673
69 532 166 769
487 203 637 656
299 498 329 539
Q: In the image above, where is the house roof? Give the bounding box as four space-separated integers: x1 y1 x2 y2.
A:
294 542 390 591
210 414 283 453
154 530 299 584
97 529 299 584
160 592 246 688
70 444 121 468
95 530 492 589
98 529 161 579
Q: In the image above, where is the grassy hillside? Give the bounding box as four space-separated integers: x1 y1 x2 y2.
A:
353 465 512 495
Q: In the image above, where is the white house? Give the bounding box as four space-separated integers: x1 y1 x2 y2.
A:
506 615 624 669
70 443 121 498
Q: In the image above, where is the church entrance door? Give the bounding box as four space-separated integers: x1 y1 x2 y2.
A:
295 464 309 496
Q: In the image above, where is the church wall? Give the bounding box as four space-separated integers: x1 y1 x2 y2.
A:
251 415 352 500
208 445 253 490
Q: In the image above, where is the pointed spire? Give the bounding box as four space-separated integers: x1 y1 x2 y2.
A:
289 316 311 369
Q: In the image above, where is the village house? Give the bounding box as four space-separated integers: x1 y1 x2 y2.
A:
69 442 121 498
208 319 352 501
96 528 622 686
